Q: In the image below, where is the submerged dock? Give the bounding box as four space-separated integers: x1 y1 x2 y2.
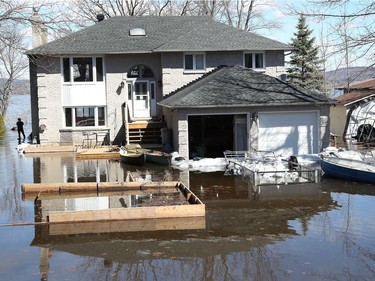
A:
224 150 321 186
23 144 121 159
22 181 205 223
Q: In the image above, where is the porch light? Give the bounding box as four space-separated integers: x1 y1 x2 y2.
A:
120 81 125 88
158 80 162 87
252 112 258 121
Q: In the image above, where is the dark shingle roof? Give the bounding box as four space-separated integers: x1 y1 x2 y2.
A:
159 65 334 109
26 16 292 55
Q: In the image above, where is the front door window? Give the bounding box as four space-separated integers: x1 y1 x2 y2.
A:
133 81 149 118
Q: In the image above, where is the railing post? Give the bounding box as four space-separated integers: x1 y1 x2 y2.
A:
125 102 130 145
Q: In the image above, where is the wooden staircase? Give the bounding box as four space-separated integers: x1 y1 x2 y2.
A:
125 121 167 145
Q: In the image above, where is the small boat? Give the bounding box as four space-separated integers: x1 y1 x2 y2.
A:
320 156 375 184
132 148 171 165
145 151 171 165
119 147 145 166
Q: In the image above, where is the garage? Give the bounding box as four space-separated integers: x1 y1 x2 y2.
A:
159 66 332 160
188 115 234 158
258 111 319 156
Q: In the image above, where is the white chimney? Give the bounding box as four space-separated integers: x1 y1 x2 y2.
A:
31 8 48 48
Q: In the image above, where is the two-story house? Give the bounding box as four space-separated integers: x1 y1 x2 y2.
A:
27 14 333 159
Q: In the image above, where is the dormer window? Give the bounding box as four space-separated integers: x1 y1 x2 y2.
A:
129 28 146 36
244 52 265 70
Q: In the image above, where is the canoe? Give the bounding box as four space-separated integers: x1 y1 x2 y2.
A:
119 148 145 166
145 151 171 165
132 148 171 165
320 156 375 184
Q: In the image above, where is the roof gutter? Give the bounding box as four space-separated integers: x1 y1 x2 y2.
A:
158 101 336 109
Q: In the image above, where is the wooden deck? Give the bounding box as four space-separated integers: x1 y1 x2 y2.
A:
24 144 76 154
23 144 121 159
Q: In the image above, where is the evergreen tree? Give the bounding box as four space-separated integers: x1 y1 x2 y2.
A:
287 15 325 92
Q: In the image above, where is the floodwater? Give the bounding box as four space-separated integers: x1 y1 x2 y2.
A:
1 95 375 281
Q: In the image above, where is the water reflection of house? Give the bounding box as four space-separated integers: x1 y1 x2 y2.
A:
31 154 124 183
30 178 334 279
330 78 375 143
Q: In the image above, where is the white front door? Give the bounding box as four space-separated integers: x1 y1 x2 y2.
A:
133 81 150 118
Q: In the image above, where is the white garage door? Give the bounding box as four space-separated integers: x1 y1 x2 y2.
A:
258 111 319 156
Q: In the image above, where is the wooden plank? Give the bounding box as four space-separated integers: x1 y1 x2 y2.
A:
48 204 205 223
155 204 205 218
23 192 99 201
60 182 98 193
49 217 206 235
75 147 120 160
75 153 120 160
128 122 166 129
21 182 98 194
21 183 63 193
22 181 180 195
24 145 75 154
23 187 180 201
99 181 179 191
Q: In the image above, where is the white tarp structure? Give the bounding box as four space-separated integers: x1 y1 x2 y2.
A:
345 101 375 141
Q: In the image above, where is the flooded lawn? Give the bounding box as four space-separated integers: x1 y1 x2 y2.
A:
1 95 375 280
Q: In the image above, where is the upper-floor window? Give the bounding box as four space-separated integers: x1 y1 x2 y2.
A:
244 52 265 69
63 57 104 83
184 53 205 71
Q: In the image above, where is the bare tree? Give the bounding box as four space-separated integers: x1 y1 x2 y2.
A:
65 0 280 31
0 27 28 116
221 0 280 32
0 0 35 121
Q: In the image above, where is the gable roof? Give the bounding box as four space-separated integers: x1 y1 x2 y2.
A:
159 65 334 109
26 16 292 55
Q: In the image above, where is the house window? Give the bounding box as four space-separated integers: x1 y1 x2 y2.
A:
96 58 103 82
244 52 265 69
127 65 154 78
63 57 104 83
64 106 106 127
75 107 95 126
184 53 205 71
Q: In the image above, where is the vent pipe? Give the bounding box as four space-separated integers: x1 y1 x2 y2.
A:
97 14 105 22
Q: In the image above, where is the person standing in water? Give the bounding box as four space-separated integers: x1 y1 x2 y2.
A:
16 118 25 140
